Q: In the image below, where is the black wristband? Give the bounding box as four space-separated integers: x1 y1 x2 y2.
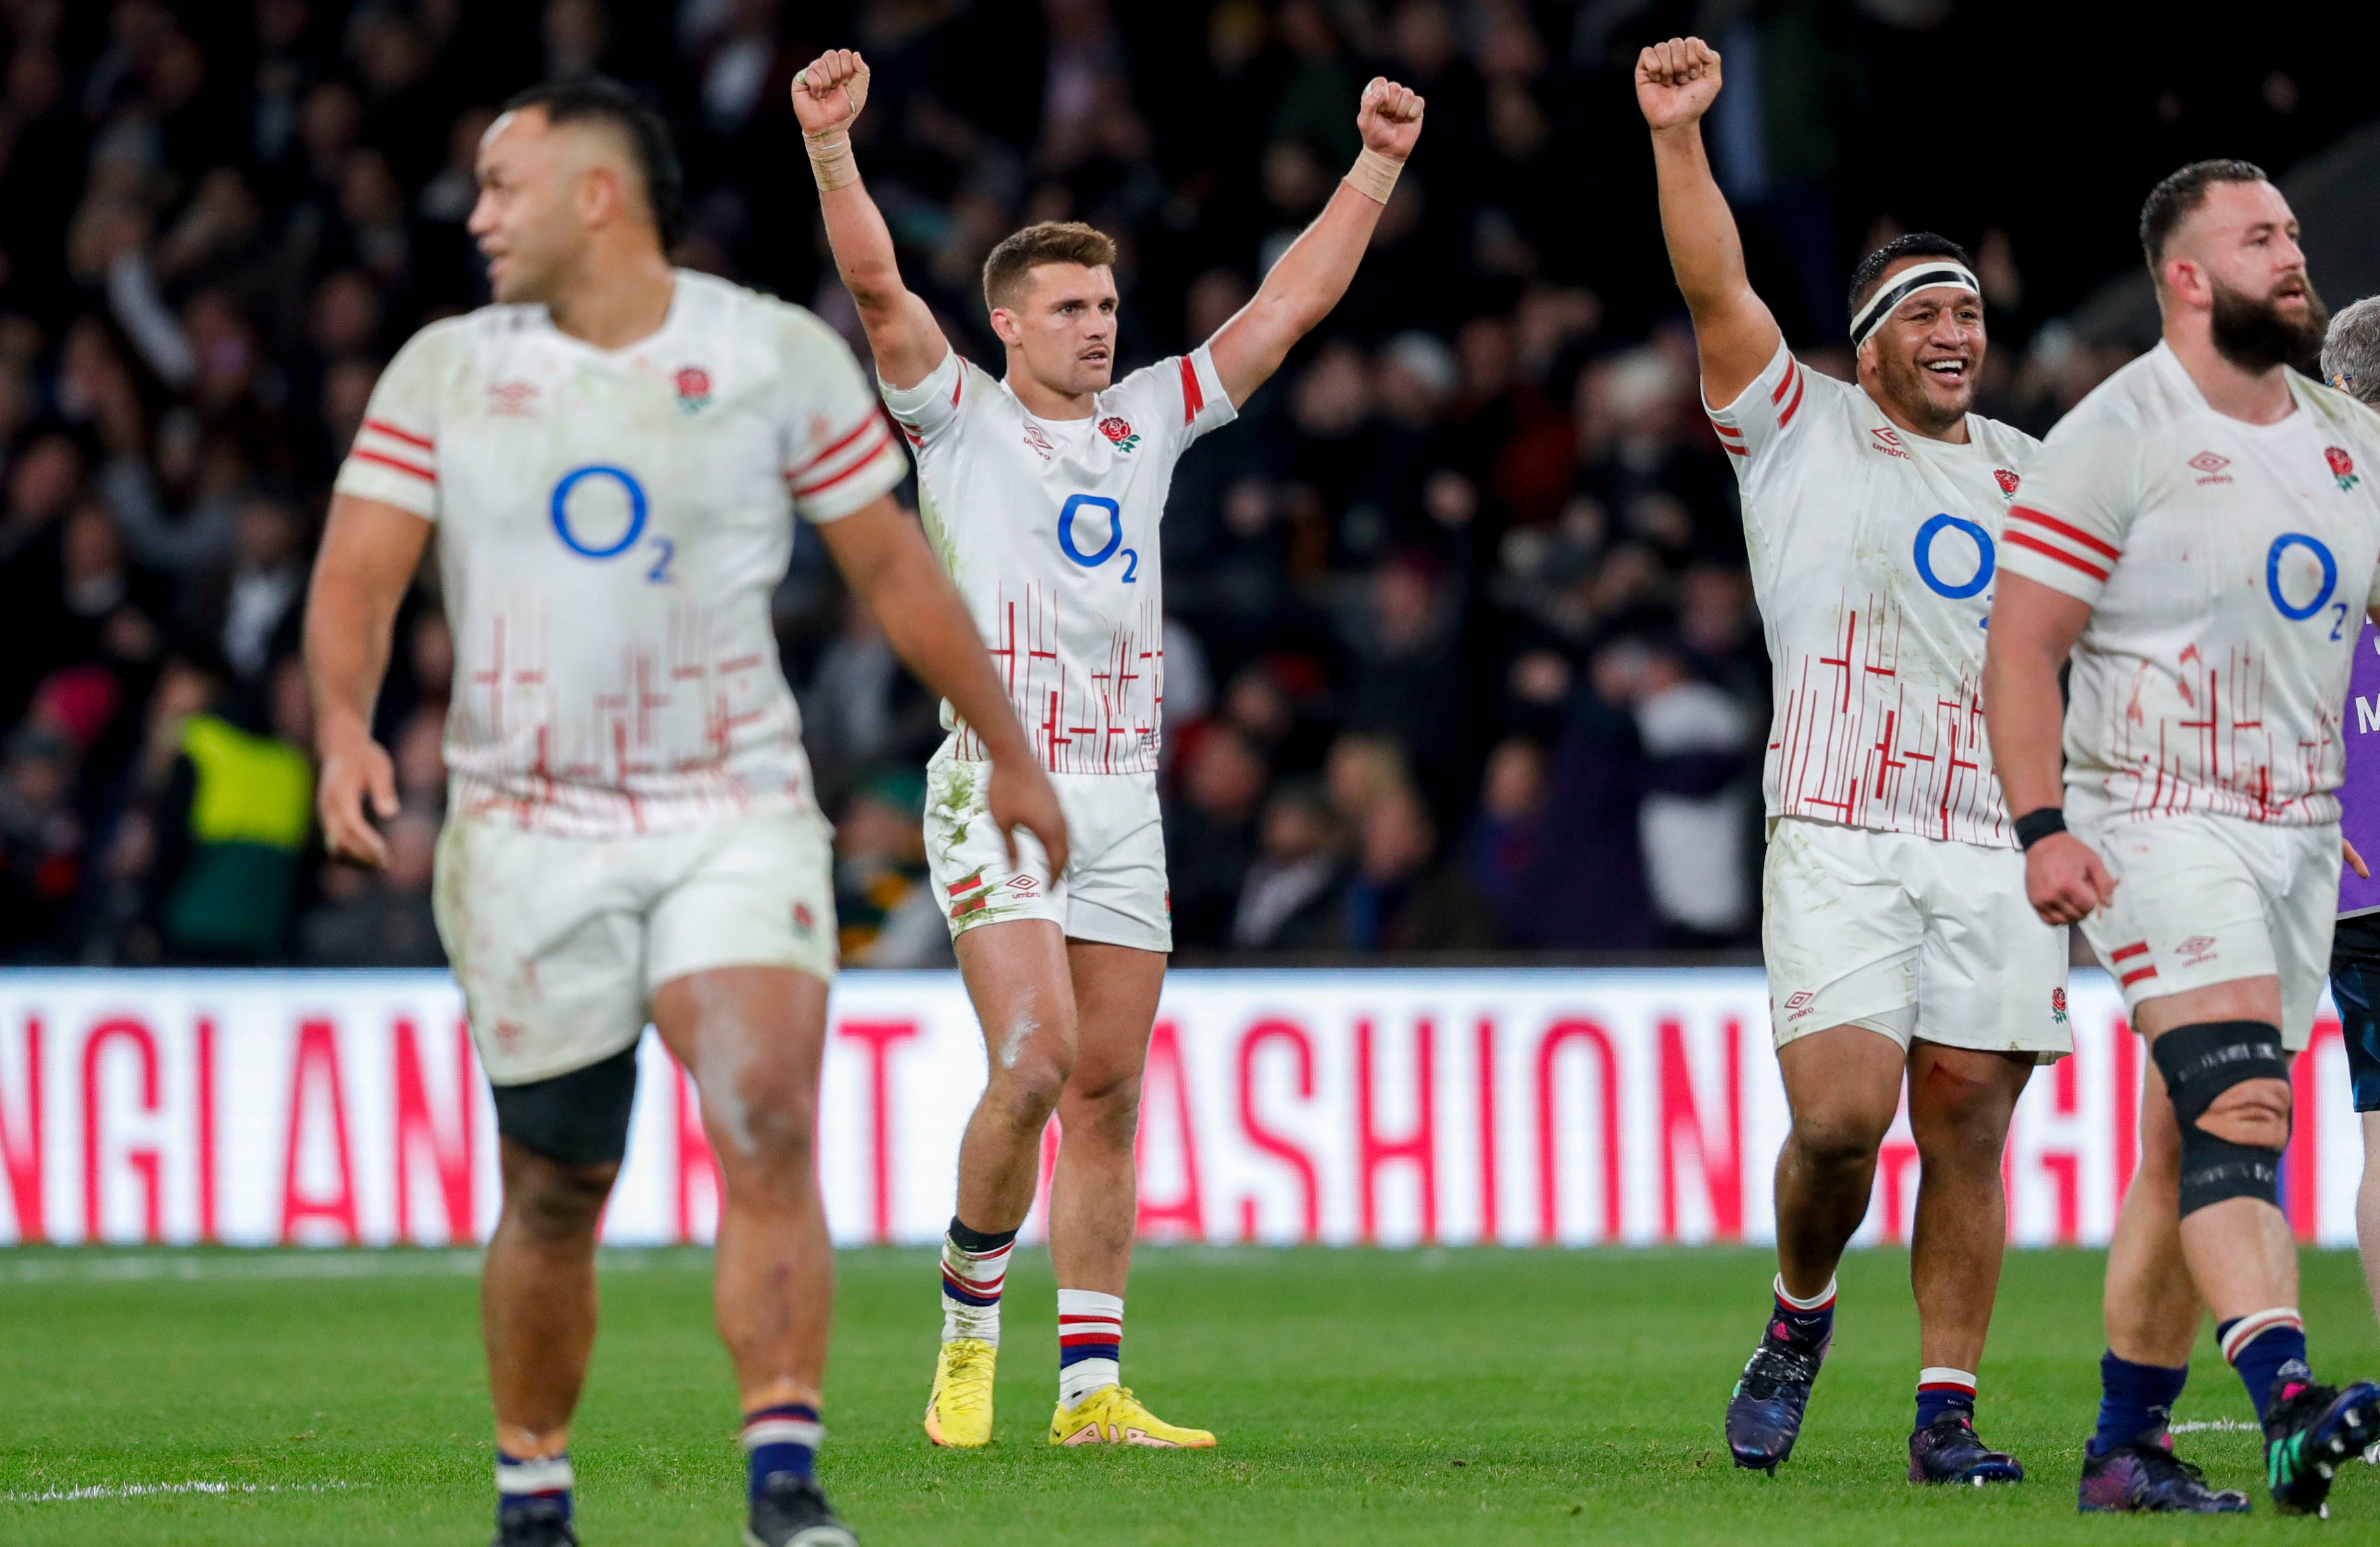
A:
2013 807 2067 850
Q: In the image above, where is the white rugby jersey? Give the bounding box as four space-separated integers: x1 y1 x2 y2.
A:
2001 341 2380 827
333 269 908 838
883 344 1236 774
1713 341 2040 846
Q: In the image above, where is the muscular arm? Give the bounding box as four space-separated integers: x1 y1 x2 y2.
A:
1982 571 2113 923
1208 78 1423 407
816 495 1068 872
1637 38 1781 410
303 493 432 868
794 50 947 390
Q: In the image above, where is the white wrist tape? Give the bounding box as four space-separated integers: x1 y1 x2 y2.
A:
1343 147 1403 205
806 133 858 192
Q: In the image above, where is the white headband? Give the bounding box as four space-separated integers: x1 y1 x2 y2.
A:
1848 262 1981 348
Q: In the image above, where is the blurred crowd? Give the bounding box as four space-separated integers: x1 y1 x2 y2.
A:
0 0 2266 966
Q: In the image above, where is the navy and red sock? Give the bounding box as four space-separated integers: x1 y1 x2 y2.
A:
2090 1350 2189 1456
2219 1310 2311 1422
741 1402 821 1504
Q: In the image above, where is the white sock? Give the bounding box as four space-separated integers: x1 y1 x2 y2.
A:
1057 1289 1123 1407
940 1228 1013 1345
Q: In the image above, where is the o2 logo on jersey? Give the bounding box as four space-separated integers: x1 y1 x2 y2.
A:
1912 513 1994 600
551 464 675 583
2267 531 2345 638
1057 492 1138 583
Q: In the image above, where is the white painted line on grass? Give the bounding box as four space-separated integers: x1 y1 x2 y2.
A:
2168 1418 2259 1434
2 1480 356 1504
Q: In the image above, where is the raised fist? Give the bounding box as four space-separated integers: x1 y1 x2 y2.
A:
1357 77 1425 162
792 48 870 138
1635 37 1722 131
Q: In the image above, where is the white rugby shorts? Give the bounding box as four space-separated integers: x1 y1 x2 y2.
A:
923 743 1170 953
2075 809 2339 1052
432 804 838 1085
1762 817 2071 1060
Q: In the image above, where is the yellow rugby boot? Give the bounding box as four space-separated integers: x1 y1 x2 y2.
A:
1047 1385 1216 1448
923 1338 997 1448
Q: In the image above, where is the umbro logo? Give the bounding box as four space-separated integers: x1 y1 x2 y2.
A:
488 379 539 415
2190 451 2233 484
1868 426 1908 460
1783 989 1817 1021
2178 934 2219 965
1023 424 1056 461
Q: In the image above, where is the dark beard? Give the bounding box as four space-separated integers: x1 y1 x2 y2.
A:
2210 276 2329 372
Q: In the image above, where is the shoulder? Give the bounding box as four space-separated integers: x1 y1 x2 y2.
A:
1972 413 2042 463
2300 375 2380 449
2040 351 2170 451
388 307 512 369
686 272 853 359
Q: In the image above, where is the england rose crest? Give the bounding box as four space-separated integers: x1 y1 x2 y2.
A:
1994 468 2020 496
1098 415 1141 454
675 365 713 415
2050 986 2068 1025
2327 445 2360 492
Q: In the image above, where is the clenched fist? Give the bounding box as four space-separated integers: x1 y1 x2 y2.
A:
792 48 870 139
1636 36 1722 131
1357 77 1425 161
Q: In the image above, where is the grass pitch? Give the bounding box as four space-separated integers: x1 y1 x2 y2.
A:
1 1246 2375 1545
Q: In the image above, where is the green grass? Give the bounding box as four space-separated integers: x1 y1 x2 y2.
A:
1 1246 2375 1545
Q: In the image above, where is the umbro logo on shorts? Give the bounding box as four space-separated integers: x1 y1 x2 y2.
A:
2177 934 2219 966
1782 989 1817 1021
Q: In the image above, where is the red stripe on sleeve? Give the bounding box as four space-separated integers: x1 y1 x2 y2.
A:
350 447 435 482
2005 530 2111 583
362 418 432 450
951 370 964 407
789 426 896 496
1771 358 1799 404
1179 354 1204 426
2009 505 2120 561
787 413 883 477
1775 367 1807 428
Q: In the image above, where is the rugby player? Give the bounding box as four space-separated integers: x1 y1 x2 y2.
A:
306 78 1065 1546
1985 159 2380 1514
793 48 1421 1449
1639 37 2062 1485
2318 296 2380 1409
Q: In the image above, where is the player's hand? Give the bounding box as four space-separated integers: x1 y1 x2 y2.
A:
1635 37 1722 131
2349 836 2370 880
987 754 1070 881
2024 831 2117 926
316 727 398 870
1356 78 1424 162
792 49 870 138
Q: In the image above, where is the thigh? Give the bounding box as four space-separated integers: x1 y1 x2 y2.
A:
1059 774 1173 954
435 817 648 1085
2079 815 2278 1020
1913 839 2071 1062
1066 940 1168 1090
1763 820 1924 1049
1774 1023 1909 1141
646 809 838 996
649 966 831 1161
954 918 1078 1076
2263 827 2341 1052
925 749 1066 941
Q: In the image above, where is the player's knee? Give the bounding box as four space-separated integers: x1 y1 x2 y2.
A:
1061 1068 1142 1147
1788 1106 1890 1171
507 1159 615 1244
2152 1021 2291 1218
731 1083 820 1178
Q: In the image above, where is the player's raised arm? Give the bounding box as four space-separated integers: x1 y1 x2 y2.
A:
815 493 1069 874
303 492 432 870
1638 37 1781 409
1981 573 2116 925
1205 78 1424 407
794 50 948 390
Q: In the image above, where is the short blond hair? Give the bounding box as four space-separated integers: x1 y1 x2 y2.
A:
982 221 1117 313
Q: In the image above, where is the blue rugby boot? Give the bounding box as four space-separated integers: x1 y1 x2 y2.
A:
1726 1316 1826 1473
2263 1378 2380 1516
1907 1413 2024 1484
2077 1437 2249 1514
745 1474 858 1547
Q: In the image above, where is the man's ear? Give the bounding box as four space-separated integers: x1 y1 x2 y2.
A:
987 306 1020 347
2160 255 2208 309
577 163 624 229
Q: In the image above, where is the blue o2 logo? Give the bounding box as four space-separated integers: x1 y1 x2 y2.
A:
2266 532 2337 620
1057 492 1136 581
1912 513 1995 600
551 464 675 581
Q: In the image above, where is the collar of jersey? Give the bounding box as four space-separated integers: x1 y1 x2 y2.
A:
534 271 687 360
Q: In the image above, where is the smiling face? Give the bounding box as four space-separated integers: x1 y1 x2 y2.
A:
1856 260 1986 438
991 262 1119 401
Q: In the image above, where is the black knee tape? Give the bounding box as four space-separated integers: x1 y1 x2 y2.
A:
2151 1021 2290 1217
492 1042 641 1167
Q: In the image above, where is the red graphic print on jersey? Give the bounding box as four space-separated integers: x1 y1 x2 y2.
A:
1994 468 2021 496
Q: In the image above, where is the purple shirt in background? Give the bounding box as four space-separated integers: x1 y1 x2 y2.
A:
2340 621 2380 917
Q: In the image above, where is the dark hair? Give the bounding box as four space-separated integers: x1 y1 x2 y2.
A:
499 76 683 243
2139 158 2267 270
1846 233 1974 317
982 221 1118 312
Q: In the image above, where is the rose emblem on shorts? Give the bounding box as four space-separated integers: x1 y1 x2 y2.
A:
2327 445 2360 492
1098 415 1141 454
2050 986 2068 1025
792 901 815 935
675 365 713 415
1994 468 2020 496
